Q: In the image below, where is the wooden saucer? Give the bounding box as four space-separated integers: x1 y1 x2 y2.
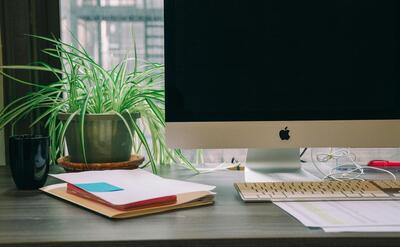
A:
57 155 145 172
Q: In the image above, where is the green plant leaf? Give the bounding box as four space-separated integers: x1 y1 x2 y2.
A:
58 110 80 160
113 110 135 149
79 94 91 164
130 116 158 174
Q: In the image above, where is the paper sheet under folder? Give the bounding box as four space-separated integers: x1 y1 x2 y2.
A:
41 183 215 219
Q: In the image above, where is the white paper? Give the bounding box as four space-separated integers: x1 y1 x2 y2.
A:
323 226 400 233
274 201 400 227
51 170 215 206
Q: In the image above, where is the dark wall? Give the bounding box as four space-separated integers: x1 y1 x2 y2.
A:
0 0 60 166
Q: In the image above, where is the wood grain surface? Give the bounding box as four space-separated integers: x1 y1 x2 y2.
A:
1 165 400 247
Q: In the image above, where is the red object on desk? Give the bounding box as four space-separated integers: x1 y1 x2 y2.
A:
368 160 400 167
66 183 177 211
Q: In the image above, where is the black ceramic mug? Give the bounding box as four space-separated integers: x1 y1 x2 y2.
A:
9 135 50 190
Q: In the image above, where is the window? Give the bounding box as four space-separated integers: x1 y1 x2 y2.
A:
60 0 164 69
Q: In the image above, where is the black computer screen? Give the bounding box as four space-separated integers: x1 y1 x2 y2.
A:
165 0 400 122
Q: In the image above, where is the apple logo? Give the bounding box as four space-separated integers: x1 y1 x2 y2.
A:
279 127 290 140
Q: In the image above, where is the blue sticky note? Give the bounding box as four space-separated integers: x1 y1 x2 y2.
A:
75 182 123 192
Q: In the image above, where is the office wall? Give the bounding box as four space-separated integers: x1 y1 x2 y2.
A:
0 27 5 166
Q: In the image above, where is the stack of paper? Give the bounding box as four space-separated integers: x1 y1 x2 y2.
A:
274 201 400 232
41 169 216 219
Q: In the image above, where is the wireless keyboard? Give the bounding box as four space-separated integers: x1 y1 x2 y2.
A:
235 180 400 202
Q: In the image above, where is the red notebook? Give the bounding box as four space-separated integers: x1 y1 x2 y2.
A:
66 183 177 211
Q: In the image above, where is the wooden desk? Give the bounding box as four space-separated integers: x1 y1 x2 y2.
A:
0 166 400 247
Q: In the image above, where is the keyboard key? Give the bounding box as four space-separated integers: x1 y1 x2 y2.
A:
372 193 390 197
243 194 259 199
258 194 271 199
270 193 286 199
344 193 362 198
374 181 391 189
360 193 375 197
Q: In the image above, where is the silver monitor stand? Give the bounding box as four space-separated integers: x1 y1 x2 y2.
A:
245 148 319 182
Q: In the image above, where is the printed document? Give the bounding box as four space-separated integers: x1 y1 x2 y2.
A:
274 201 400 232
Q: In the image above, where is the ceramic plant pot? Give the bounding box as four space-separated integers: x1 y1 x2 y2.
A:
58 112 140 163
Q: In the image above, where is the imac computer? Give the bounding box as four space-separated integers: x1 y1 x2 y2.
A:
165 0 400 182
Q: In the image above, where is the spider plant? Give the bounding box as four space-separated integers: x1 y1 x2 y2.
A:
0 35 196 174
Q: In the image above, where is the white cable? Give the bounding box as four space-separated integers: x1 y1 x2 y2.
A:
310 148 328 178
310 148 397 181
197 162 240 174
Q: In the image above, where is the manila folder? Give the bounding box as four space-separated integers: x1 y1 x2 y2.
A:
41 183 214 219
